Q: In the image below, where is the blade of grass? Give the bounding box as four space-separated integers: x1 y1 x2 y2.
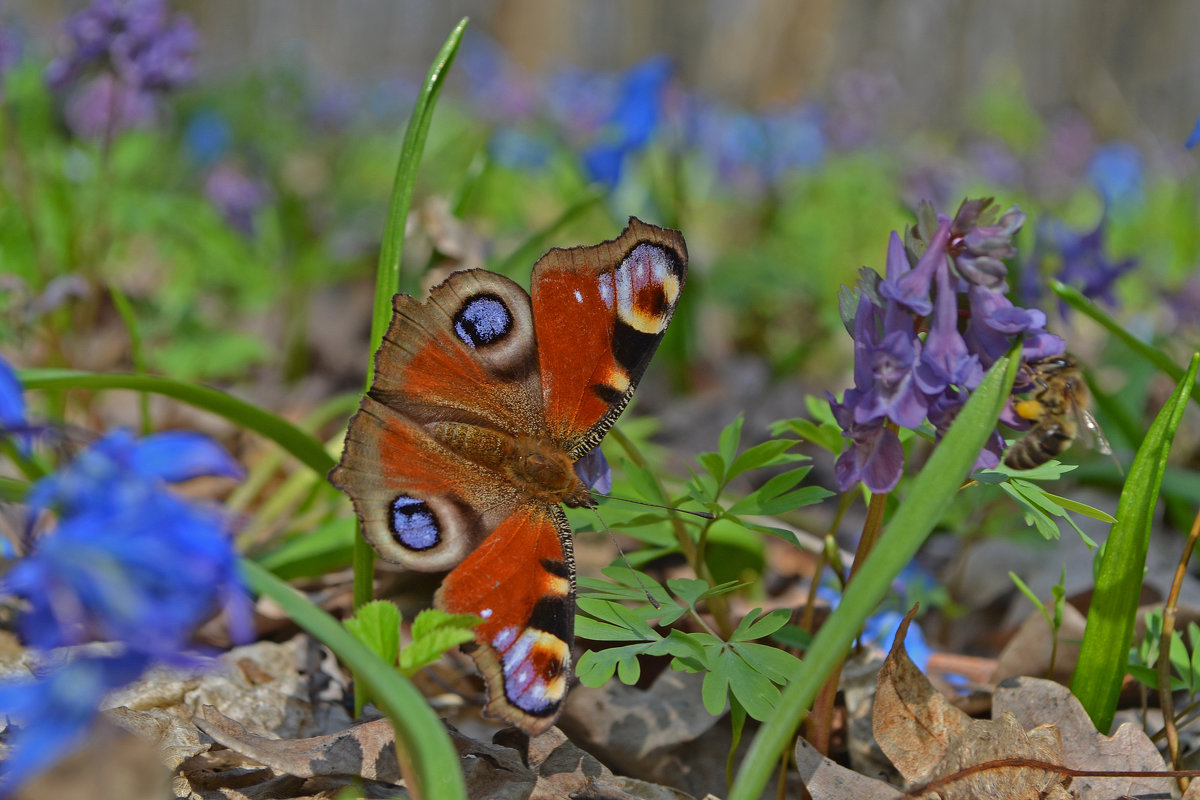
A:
1051 281 1199 408
727 351 1020 800
18 369 333 475
489 188 605 276
241 560 465 799
354 18 469 707
108 285 150 435
1070 352 1200 732
371 16 468 343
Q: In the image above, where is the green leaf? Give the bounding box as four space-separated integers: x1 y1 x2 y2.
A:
727 658 781 721
770 624 812 651
647 629 710 664
718 414 745 470
240 561 465 799
697 452 727 485
617 653 642 684
344 601 402 668
19 369 333 475
401 609 480 677
256 517 356 580
733 608 793 642
729 351 1020 800
730 641 804 684
575 614 645 642
668 578 710 609
1040 490 1117 523
622 458 668 504
1072 353 1200 733
411 608 480 640
771 416 843 454
728 482 830 516
702 650 733 716
1052 282 1200 412
576 647 622 686
727 440 802 481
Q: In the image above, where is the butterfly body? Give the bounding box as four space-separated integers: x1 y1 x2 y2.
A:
331 218 687 734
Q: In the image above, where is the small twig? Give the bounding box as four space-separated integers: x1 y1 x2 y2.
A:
1158 505 1200 794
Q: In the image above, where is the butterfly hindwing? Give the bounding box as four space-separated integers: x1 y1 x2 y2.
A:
436 503 574 734
531 218 687 454
330 396 514 571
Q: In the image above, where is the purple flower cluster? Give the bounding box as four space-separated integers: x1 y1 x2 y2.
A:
829 199 1065 493
1024 215 1137 314
204 162 270 237
44 0 197 138
0 361 248 791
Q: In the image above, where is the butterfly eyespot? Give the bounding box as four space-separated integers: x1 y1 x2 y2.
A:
454 294 513 348
390 495 440 550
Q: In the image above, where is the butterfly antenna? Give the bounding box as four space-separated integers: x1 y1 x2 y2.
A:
587 506 662 610
589 491 716 520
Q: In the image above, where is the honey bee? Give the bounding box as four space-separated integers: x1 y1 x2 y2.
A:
1004 354 1112 470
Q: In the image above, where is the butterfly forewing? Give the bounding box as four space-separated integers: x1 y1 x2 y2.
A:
531 218 687 456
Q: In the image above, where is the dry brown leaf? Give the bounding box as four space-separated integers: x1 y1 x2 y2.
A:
559 668 730 798
995 676 1169 799
873 608 972 782
875 608 1072 799
197 706 690 800
992 602 1087 685
920 713 1070 800
196 706 404 783
14 716 171 800
793 737 903 800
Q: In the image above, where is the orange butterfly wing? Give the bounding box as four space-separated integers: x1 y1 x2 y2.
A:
331 219 687 736
532 218 688 452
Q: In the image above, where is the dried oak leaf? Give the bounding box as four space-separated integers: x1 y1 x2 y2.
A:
793 737 903 800
874 608 1071 799
995 676 1168 799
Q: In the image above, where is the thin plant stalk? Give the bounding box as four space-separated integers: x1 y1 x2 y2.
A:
1158 506 1200 794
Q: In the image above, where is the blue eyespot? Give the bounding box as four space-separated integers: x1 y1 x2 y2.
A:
390 495 438 550
453 295 512 348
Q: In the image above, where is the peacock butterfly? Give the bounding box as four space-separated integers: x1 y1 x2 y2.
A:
330 217 688 735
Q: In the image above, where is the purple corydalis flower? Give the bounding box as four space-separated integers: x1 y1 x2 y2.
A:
915 260 982 394
950 201 1025 291
46 0 196 93
63 72 157 139
1038 217 1136 310
829 390 904 494
849 293 929 430
830 197 1064 492
205 163 269 237
879 216 952 316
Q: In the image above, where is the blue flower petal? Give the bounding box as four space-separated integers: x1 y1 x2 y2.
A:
131 431 244 483
0 653 149 793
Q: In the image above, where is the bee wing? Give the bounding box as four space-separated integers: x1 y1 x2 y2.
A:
1073 403 1112 455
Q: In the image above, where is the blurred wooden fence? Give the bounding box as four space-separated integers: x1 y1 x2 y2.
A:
9 0 1200 145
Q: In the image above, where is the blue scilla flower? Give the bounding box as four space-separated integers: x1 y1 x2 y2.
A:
1187 115 1200 150
0 652 150 793
580 57 673 187
11 430 249 657
0 357 29 454
1087 142 1144 208
0 428 247 790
